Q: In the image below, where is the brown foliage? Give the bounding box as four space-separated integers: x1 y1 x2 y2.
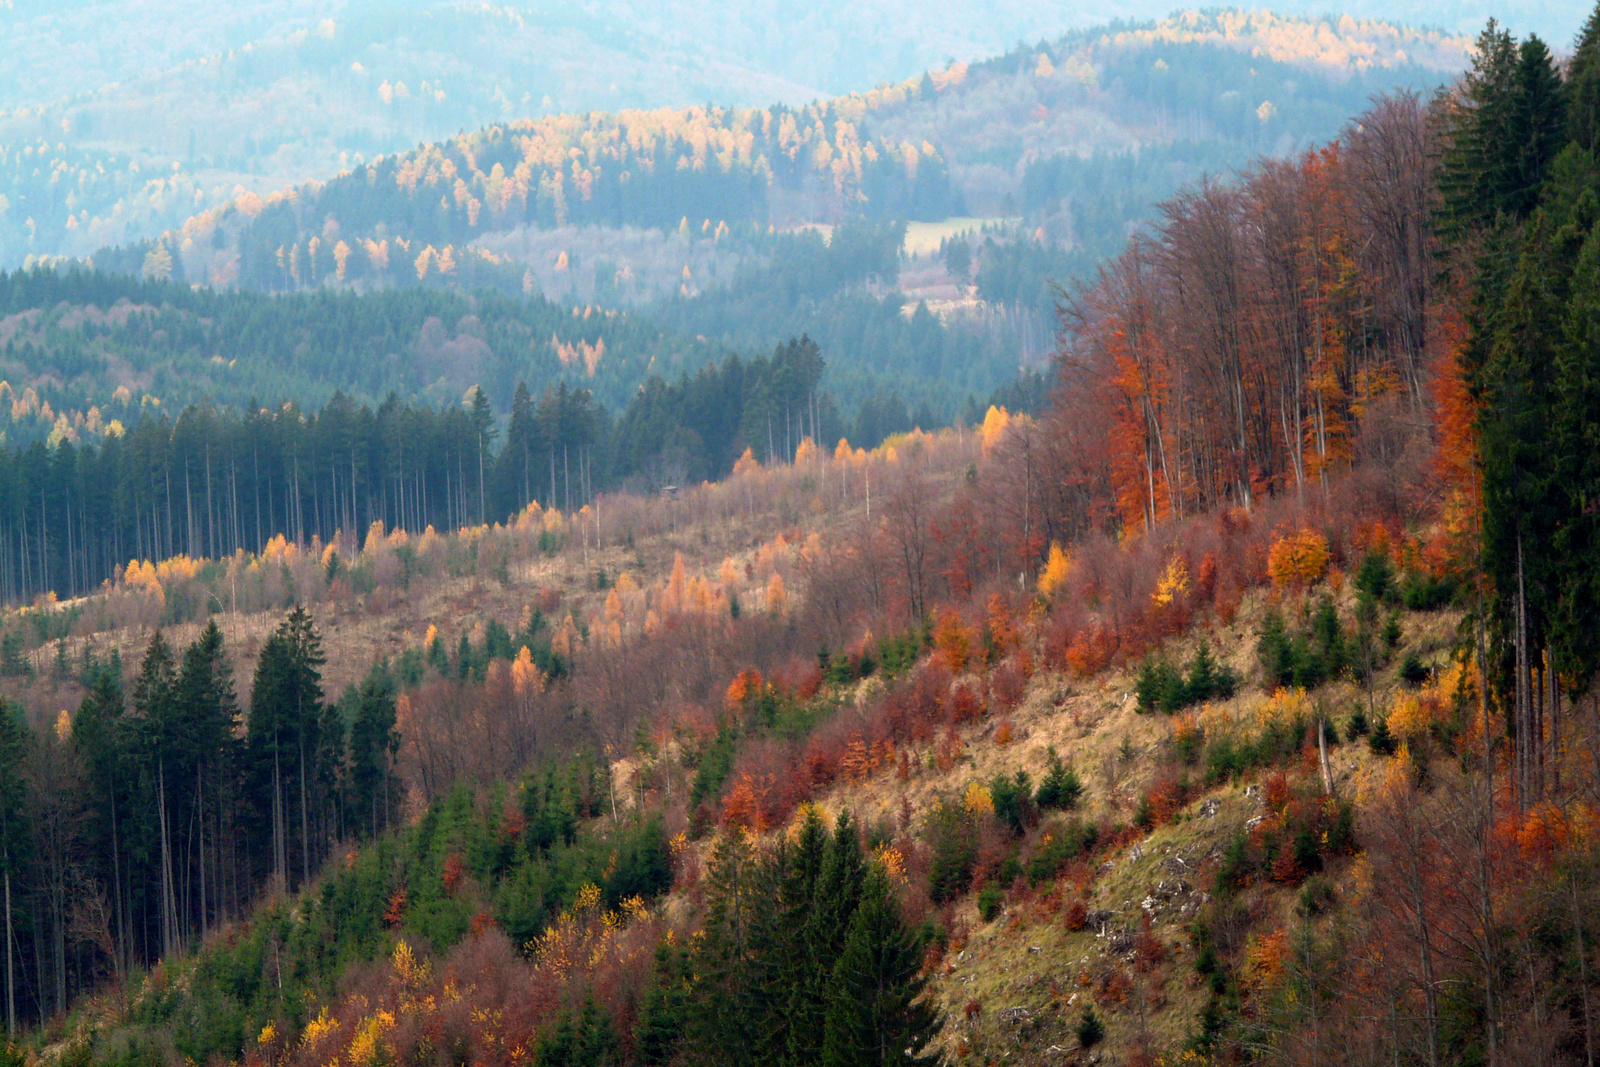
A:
442 854 466 898
1063 624 1117 678
383 885 407 928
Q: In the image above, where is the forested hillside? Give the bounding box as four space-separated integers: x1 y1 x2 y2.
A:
0 5 1480 270
91 12 1462 293
6 4 1600 1067
0 12 1471 488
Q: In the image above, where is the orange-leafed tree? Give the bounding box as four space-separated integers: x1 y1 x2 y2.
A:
1267 528 1330 588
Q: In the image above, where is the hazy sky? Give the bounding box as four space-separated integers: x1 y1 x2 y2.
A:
1 0 1590 115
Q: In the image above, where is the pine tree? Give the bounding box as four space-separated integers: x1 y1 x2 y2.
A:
538 996 622 1067
1439 23 1565 234
246 606 326 888
1508 37 1569 219
131 632 184 956
345 672 399 839
70 669 130 982
1439 21 1521 236
1554 216 1600 693
780 807 833 1066
170 621 238 941
686 832 762 1067
1036 747 1083 810
637 942 688 1065
1569 1 1600 151
1479 196 1595 800
820 867 940 1067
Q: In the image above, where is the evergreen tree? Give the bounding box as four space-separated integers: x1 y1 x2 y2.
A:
1478 196 1594 781
781 807 835 1066
686 832 762 1067
69 669 131 981
1440 21 1522 236
345 671 399 840
1569 1 1600 151
1439 23 1565 234
537 996 622 1067
0 701 29 1039
820 867 940 1067
1508 37 1569 219
637 942 689 1065
1554 216 1600 693
246 606 327 888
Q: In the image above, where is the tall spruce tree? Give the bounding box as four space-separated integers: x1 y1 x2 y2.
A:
1509 37 1570 218
686 831 762 1067
1440 24 1567 235
821 867 940 1067
1555 216 1600 694
172 621 238 939
782 808 835 1067
345 671 399 840
637 941 689 1065
130 632 184 957
246 606 326 888
1569 1 1600 151
70 668 131 980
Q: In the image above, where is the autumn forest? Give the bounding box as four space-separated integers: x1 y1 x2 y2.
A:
2 3 1600 1066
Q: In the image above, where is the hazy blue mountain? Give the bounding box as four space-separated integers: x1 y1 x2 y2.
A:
0 0 1521 269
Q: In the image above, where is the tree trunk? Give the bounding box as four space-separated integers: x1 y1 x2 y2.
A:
198 763 208 941
158 761 180 957
4 857 14 1038
1318 718 1334 796
273 747 286 890
299 740 310 888
1516 532 1530 808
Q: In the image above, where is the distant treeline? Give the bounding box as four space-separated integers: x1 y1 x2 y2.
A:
3 217 1033 452
0 332 1005 604
0 266 703 430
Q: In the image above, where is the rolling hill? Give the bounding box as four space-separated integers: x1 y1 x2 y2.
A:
5 9 1472 270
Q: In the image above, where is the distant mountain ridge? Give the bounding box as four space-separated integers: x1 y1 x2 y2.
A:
80 10 1466 293
0 6 1474 269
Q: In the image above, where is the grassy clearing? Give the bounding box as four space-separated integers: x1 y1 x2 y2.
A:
903 217 1014 258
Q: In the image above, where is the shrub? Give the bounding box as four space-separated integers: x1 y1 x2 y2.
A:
1297 874 1337 916
1400 569 1457 610
977 886 1005 922
1063 624 1117 677
1137 641 1239 713
1399 652 1431 687
1077 1008 1105 1048
990 771 1039 834
1368 718 1398 756
1026 820 1100 884
1035 748 1083 810
1217 786 1355 893
927 800 979 903
1257 598 1349 692
988 660 1026 710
